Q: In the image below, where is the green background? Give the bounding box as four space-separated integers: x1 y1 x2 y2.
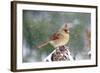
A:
23 10 91 62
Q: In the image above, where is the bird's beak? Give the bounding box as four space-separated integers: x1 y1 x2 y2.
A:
66 30 70 33
67 30 69 33
64 29 69 33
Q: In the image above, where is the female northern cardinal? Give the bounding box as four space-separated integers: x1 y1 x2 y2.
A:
38 23 70 48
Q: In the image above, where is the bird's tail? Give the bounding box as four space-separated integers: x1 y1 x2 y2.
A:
37 41 50 49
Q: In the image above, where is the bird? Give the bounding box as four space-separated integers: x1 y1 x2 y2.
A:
38 23 70 49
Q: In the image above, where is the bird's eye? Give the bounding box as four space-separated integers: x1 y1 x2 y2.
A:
64 29 69 33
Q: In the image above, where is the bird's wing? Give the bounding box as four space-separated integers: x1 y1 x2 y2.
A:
49 32 61 40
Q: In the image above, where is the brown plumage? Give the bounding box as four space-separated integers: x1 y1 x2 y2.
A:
38 23 70 48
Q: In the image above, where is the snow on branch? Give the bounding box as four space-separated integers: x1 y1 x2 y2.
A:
43 46 73 62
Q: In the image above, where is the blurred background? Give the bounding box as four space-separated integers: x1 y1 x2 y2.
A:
23 10 91 62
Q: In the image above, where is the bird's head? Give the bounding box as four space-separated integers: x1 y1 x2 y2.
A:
63 23 69 33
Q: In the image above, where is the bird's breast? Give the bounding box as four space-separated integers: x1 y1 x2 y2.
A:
50 33 69 47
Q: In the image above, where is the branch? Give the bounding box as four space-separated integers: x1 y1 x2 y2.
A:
43 46 73 62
